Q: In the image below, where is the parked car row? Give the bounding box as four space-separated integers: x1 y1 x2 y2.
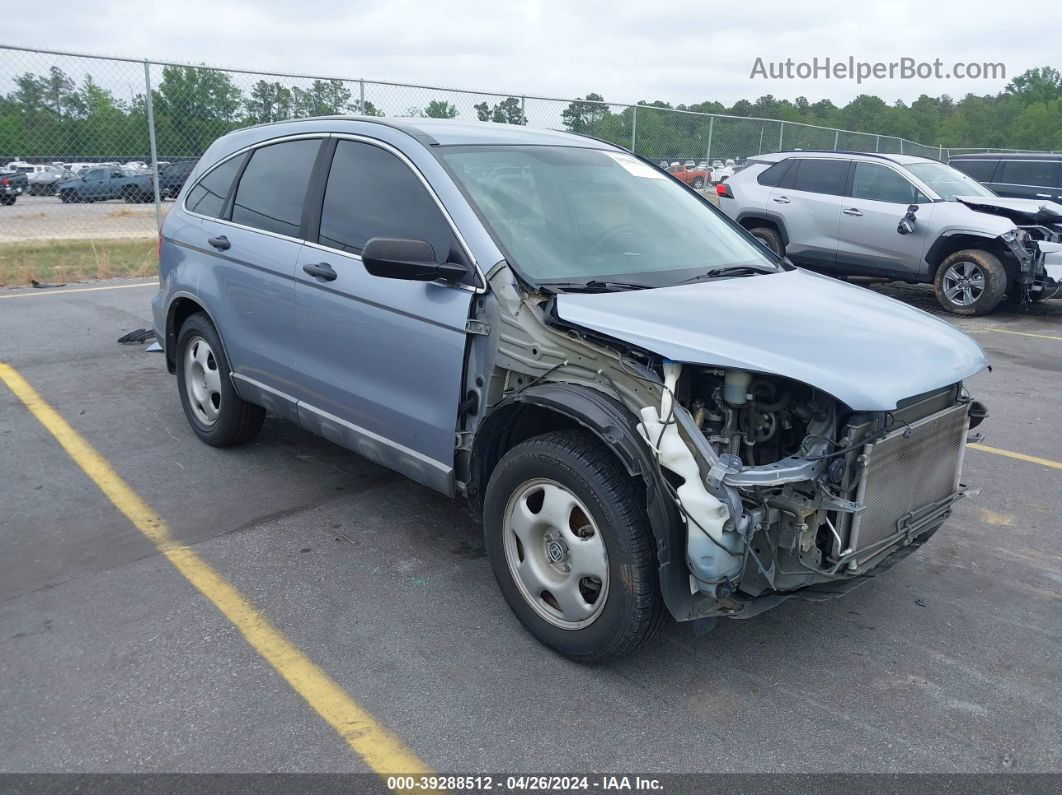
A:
0 159 196 204
716 150 1062 315
948 152 1062 203
657 158 744 186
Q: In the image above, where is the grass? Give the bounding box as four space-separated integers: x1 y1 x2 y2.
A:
0 238 158 287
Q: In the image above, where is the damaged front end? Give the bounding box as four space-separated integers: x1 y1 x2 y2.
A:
635 361 979 619
466 266 988 624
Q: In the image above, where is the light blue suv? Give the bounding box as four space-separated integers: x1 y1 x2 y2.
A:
154 118 988 662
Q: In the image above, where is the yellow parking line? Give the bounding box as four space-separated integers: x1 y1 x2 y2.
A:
981 326 1062 343
0 282 156 299
969 443 1062 470
0 362 430 779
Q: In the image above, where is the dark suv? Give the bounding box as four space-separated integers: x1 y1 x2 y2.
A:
949 153 1062 203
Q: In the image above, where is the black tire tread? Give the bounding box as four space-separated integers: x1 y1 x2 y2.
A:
933 248 1007 316
749 225 784 256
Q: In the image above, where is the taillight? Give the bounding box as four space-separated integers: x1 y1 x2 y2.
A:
0 177 8 186
716 182 733 199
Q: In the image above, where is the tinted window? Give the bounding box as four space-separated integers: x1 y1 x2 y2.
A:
186 155 245 219
791 159 848 195
231 139 320 237
950 159 997 182
998 159 1058 188
851 163 922 204
756 160 791 187
319 140 459 262
84 169 105 180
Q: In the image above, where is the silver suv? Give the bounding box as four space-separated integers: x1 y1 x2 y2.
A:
718 151 1062 315
153 119 988 662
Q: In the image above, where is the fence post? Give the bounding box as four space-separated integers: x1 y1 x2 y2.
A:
833 130 839 151
875 135 880 152
705 115 714 170
521 96 526 125
899 139 904 155
758 123 765 155
938 144 943 161
143 60 162 232
359 79 365 114
630 104 637 152
778 121 784 151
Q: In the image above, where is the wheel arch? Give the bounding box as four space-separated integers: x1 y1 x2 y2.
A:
736 211 790 247
165 293 230 377
471 382 695 622
926 232 1014 281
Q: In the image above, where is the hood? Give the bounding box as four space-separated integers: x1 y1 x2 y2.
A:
554 269 988 411
956 195 1062 227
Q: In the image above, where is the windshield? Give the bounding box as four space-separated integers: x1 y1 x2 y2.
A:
906 162 996 201
440 145 779 287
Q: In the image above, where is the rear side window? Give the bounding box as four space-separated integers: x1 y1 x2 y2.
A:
185 155 245 218
851 163 922 204
231 139 321 237
950 159 997 182
318 140 461 263
998 159 1058 188
756 160 792 187
791 159 848 195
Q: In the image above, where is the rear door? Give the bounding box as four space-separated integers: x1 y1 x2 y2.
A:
80 168 108 199
293 137 475 494
187 137 322 400
991 159 1062 202
836 161 935 277
768 158 848 268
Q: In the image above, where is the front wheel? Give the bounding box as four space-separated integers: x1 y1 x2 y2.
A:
933 249 1007 316
176 313 264 447
483 430 666 663
0 195 15 206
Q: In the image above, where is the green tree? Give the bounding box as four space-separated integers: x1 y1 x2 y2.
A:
424 99 458 118
244 80 293 123
561 92 608 133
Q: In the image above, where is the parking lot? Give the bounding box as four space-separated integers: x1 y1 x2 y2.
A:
0 277 1060 776
0 195 165 242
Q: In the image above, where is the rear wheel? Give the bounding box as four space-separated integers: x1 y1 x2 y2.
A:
692 177 705 189
0 196 15 206
176 313 264 447
59 190 75 203
933 249 1007 316
483 430 666 663
748 225 784 257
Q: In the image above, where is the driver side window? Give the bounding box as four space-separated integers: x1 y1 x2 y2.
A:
851 162 926 204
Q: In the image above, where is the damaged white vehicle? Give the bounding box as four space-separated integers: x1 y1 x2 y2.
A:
156 119 990 663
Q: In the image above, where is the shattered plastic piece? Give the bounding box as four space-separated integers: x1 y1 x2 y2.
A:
145 341 162 353
31 279 66 289
117 328 157 344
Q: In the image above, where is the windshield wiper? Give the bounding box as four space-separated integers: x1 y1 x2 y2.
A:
677 265 774 284
538 279 653 293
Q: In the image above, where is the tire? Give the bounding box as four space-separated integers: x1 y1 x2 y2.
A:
749 225 784 257
483 430 666 663
692 177 705 189
0 196 14 206
122 187 139 203
175 313 265 447
59 190 74 203
933 249 1007 316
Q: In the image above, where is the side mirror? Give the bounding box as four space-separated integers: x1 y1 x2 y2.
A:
897 204 919 235
361 238 467 284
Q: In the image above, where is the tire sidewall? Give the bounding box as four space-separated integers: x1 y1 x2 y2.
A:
175 314 243 444
483 435 653 662
750 227 784 257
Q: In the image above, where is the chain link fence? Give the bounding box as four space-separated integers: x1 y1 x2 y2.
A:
0 43 1037 267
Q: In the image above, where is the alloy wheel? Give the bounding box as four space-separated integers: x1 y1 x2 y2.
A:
183 335 222 425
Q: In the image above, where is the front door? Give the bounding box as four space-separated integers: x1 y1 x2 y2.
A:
294 138 474 494
836 161 935 277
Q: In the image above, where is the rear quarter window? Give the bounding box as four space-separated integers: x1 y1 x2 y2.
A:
756 160 792 187
185 155 246 219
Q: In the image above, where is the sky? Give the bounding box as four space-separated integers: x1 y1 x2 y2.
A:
2 0 1058 108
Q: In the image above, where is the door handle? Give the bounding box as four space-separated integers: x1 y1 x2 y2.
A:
207 235 230 251
842 207 863 216
302 262 337 281
772 196 791 204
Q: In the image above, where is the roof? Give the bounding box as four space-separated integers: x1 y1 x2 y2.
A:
229 115 617 149
948 151 1062 161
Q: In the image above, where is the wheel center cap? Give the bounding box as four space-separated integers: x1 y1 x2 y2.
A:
546 538 568 563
